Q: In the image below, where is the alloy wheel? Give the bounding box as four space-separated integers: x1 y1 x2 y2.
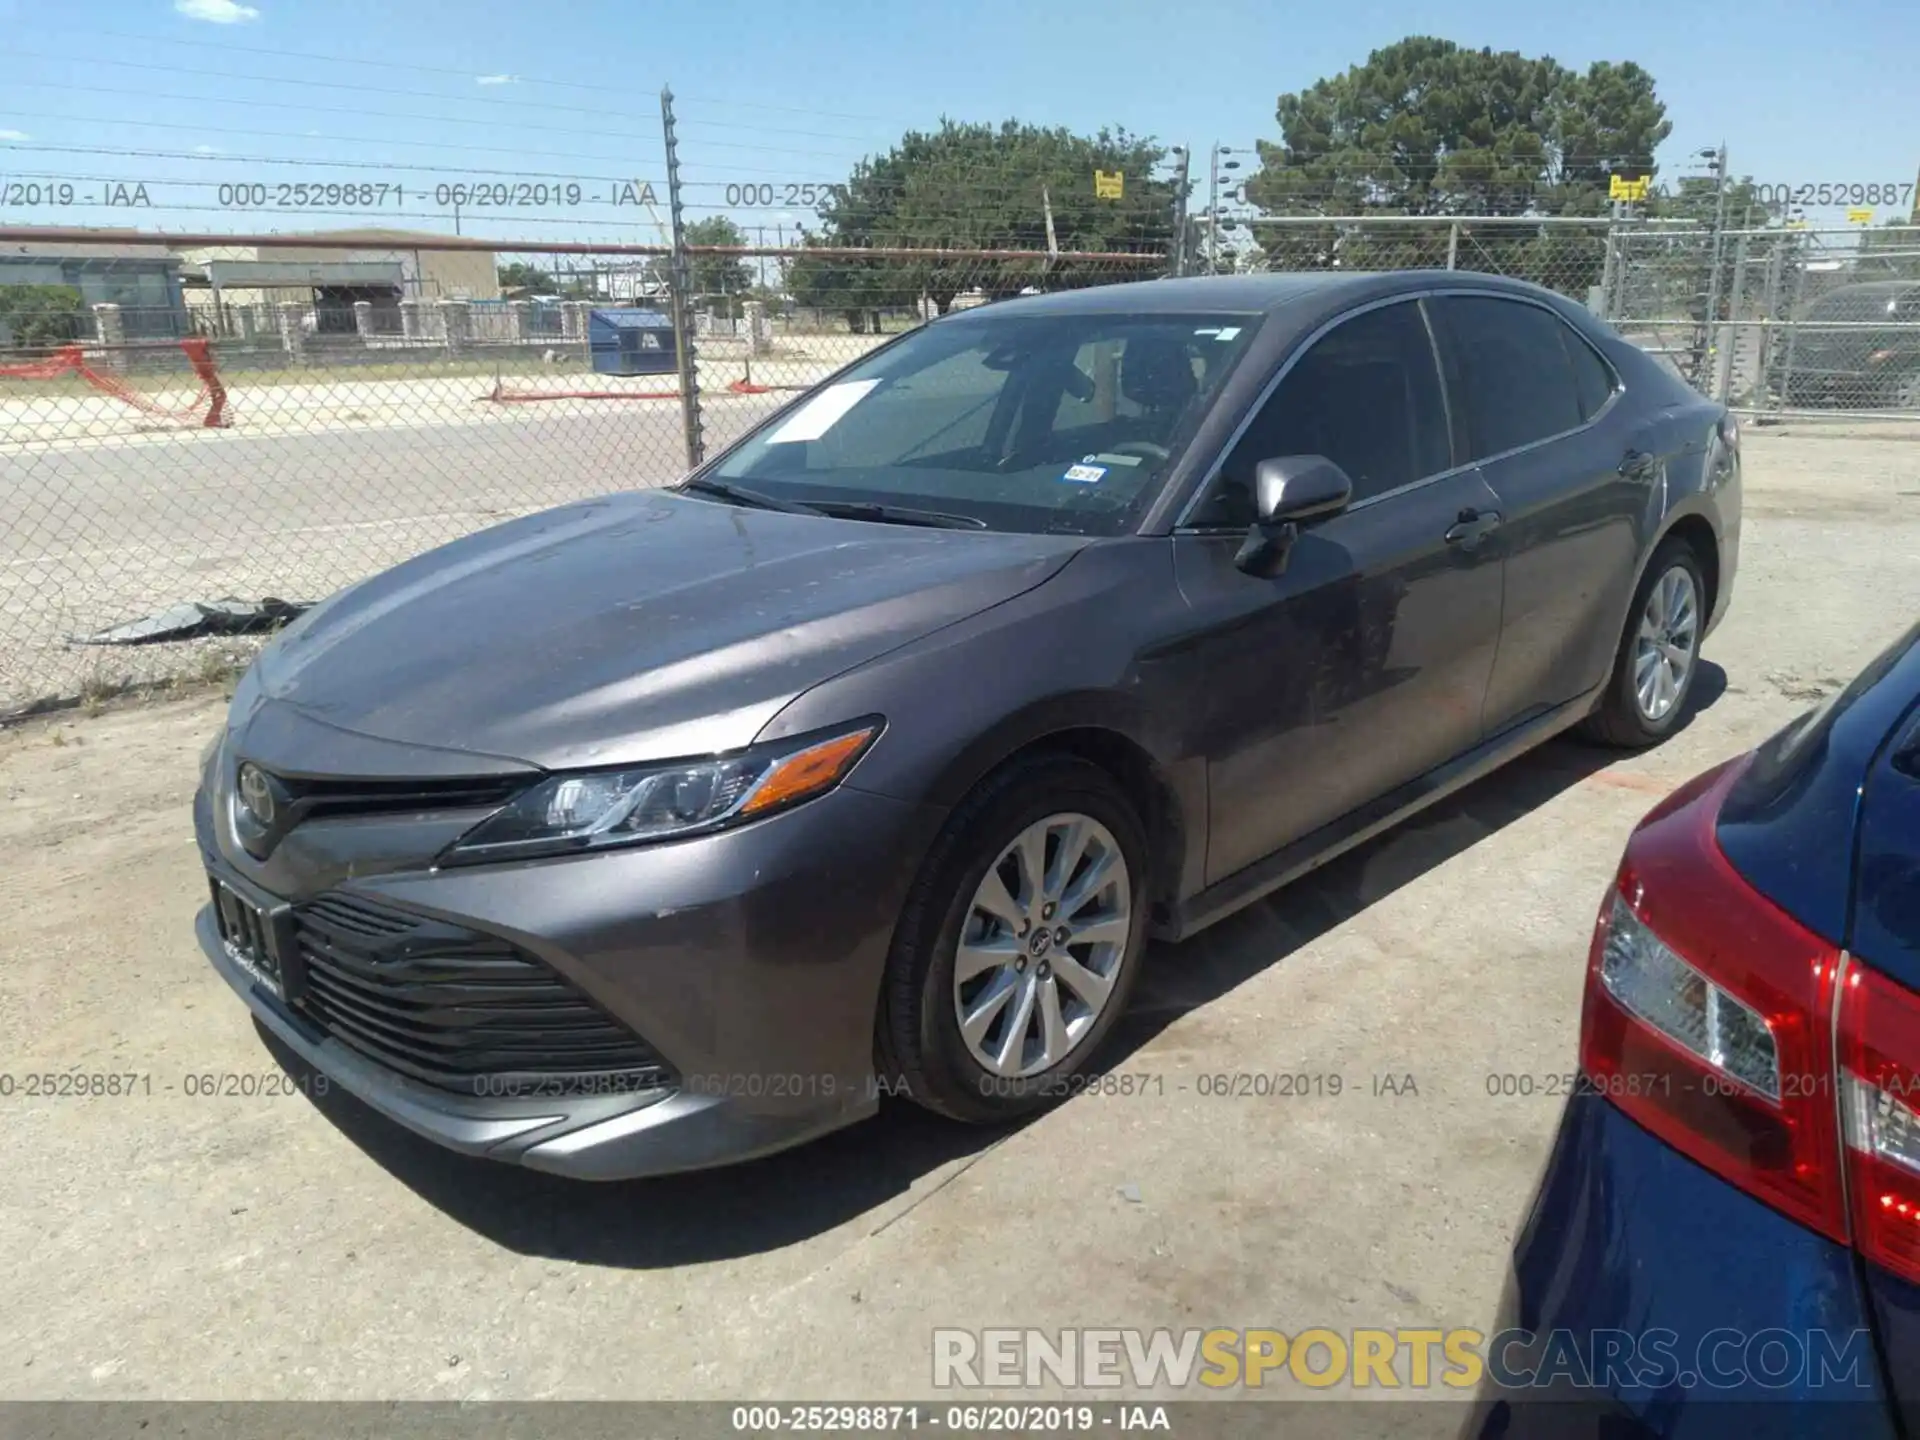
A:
1634 565 1699 723
952 812 1133 1079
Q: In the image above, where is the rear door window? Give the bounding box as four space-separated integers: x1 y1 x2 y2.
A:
1435 296 1587 458
1561 328 1620 421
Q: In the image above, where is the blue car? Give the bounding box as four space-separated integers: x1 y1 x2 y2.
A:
1470 620 1920 1438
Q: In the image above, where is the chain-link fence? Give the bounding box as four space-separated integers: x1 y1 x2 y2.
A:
1697 226 1920 416
1234 214 1617 302
5 121 1916 716
0 233 1156 714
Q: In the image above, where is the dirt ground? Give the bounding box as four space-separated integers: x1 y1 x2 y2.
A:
0 425 1916 1411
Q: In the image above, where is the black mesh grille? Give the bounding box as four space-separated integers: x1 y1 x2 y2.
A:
277 773 527 822
287 893 674 1097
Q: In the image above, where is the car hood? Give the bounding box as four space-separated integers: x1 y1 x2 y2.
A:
247 489 1084 770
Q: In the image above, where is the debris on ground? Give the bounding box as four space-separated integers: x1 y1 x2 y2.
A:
70 597 309 647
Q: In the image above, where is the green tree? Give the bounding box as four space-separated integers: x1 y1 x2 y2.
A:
1244 38 1671 292
0 284 86 351
795 119 1176 327
496 261 556 293
683 217 755 315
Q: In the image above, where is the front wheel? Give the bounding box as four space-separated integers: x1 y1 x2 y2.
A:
876 755 1150 1123
1577 538 1707 748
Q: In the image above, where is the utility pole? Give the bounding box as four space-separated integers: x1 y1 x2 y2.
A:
1169 145 1191 277
1701 143 1731 395
660 86 704 469
1207 145 1220 274
1206 145 1245 274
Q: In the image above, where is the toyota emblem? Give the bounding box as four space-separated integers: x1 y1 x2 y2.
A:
237 763 277 827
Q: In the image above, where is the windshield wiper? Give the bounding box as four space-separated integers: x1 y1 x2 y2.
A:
678 478 985 530
676 477 829 517
804 500 989 530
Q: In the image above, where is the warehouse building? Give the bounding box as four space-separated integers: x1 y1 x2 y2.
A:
0 235 191 344
172 230 500 336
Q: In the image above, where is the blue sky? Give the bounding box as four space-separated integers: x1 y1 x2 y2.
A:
0 0 1916 244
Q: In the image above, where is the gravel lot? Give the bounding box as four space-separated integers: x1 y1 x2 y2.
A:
0 425 1916 1413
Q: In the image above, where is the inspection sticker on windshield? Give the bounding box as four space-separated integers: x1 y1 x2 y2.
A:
1061 463 1107 484
765 379 882 444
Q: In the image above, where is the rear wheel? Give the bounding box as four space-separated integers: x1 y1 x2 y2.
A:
1578 538 1707 748
876 755 1149 1123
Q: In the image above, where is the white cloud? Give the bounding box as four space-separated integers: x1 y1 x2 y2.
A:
0 129 29 142
475 73 518 86
175 0 261 23
194 144 223 154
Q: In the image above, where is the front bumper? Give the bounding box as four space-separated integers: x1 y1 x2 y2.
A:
1460 1091 1895 1439
194 779 943 1180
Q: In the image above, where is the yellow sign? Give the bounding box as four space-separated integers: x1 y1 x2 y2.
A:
1609 174 1651 202
1094 169 1124 200
1848 206 1874 224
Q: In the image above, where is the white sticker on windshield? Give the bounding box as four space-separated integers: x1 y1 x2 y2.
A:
1062 464 1107 484
764 379 882 444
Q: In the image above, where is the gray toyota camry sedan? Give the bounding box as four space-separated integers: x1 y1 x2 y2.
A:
194 271 1742 1179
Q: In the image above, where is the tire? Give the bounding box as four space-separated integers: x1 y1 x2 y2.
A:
1577 537 1708 748
875 754 1151 1124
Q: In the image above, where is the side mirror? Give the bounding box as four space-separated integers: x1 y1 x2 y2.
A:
1234 455 1353 576
1255 455 1353 525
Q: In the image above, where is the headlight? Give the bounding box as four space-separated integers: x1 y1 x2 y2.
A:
442 720 881 863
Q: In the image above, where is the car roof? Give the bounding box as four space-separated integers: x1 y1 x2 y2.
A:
947 268 1566 319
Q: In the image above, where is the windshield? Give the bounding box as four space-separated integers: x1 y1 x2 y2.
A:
706 309 1262 535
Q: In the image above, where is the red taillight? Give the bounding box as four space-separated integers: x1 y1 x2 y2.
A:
1579 756 1848 1242
1838 967 1920 1285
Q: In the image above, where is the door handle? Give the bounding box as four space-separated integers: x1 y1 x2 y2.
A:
1444 507 1502 547
1619 449 1658 480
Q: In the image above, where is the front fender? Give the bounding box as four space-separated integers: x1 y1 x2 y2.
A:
754 539 1211 904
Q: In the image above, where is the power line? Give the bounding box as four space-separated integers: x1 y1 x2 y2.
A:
9 49 887 144
48 25 905 122
5 80 884 165
0 123 856 182
6 79 665 147
7 50 663 125
0 114 675 171
0 142 660 187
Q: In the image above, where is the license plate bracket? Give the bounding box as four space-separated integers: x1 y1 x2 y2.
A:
209 877 301 1002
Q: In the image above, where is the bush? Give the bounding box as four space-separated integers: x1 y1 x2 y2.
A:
0 285 86 352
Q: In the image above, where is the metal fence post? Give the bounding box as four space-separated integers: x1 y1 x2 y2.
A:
1776 255 1808 417
1597 220 1620 320
1758 236 1786 394
660 86 705 471
1714 234 1750 403
1445 221 1459 271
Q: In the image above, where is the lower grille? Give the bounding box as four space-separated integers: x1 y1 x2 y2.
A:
287 893 674 1098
